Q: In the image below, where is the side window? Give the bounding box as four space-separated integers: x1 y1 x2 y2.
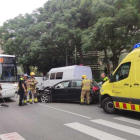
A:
71 81 82 87
113 62 131 82
50 73 55 80
55 81 69 89
56 72 63 79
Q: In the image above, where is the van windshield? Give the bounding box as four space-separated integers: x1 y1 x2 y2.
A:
43 74 49 80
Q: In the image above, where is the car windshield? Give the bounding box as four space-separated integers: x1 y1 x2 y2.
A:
0 64 17 82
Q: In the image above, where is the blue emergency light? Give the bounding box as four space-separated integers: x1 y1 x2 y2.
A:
133 43 140 50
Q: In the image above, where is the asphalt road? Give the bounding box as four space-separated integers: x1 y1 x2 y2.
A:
0 98 140 140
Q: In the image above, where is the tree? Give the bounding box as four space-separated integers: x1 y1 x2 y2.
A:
82 0 140 70
1 0 140 75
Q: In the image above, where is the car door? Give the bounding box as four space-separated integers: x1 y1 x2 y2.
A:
68 80 82 101
112 62 131 110
52 81 70 100
131 59 140 111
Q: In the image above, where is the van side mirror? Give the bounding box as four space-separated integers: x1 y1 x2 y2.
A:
109 74 114 83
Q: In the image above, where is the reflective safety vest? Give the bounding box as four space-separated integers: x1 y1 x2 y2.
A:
82 79 91 91
102 77 108 84
30 78 37 90
18 77 24 90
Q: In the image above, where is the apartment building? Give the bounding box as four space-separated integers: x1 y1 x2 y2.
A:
75 50 128 80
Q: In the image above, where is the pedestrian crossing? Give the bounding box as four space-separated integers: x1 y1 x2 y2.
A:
64 117 140 140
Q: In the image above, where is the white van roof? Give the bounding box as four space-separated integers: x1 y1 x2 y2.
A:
49 65 90 72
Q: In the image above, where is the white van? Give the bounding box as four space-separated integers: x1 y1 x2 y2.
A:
34 77 44 89
42 65 92 88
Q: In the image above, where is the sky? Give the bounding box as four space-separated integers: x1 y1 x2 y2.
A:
0 0 48 26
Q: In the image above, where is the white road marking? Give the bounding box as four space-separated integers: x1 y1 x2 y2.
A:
0 132 25 140
39 103 92 119
64 122 126 140
91 119 140 137
114 117 140 126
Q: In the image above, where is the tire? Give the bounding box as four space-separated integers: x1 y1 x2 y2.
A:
40 94 51 103
102 97 117 114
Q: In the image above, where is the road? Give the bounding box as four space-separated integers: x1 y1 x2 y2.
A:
0 98 140 140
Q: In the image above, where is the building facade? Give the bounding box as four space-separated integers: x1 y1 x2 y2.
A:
75 50 128 80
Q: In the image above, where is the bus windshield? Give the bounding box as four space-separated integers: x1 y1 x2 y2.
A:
0 57 17 82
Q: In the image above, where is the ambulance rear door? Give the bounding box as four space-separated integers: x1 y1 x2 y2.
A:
131 58 140 112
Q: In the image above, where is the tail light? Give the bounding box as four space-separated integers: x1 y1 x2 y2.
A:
93 86 99 92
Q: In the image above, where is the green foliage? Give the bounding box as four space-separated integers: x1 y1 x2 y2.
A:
82 0 140 69
0 0 140 74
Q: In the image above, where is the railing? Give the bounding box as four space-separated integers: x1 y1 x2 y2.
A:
76 51 99 58
86 64 100 70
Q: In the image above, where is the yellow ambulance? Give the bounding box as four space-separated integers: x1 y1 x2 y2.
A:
100 43 140 114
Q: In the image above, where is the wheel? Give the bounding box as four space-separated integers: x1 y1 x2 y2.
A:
40 94 51 103
102 97 117 114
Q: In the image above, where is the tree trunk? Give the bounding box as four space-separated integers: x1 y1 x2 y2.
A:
42 70 46 76
77 46 84 64
104 49 111 75
112 56 119 70
23 64 30 75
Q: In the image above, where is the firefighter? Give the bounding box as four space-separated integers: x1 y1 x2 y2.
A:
80 75 92 105
25 75 32 104
98 72 108 108
29 72 38 103
24 74 32 105
18 74 27 106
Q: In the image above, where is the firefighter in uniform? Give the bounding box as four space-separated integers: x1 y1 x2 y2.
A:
80 75 92 105
99 72 108 107
29 72 38 103
24 74 32 104
25 76 32 104
18 74 28 106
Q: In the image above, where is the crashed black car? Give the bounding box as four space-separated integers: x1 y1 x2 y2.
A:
37 79 100 103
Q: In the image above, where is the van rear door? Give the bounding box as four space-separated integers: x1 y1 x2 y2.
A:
131 59 140 112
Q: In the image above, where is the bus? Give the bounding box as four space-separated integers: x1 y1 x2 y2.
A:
0 54 18 98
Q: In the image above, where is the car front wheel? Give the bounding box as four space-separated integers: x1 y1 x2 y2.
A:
102 97 117 114
40 94 51 103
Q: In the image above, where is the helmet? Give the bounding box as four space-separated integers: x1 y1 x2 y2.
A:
30 72 35 76
82 75 86 79
24 73 28 77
